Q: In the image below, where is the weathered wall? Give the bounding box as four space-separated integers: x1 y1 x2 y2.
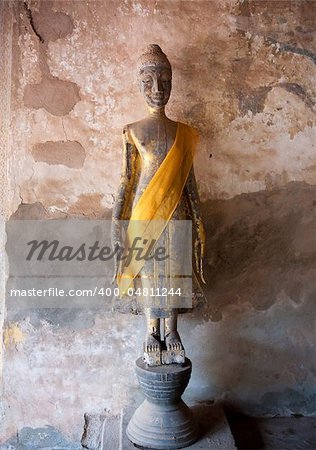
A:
1 0 316 446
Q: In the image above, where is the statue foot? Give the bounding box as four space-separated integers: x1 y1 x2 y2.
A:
143 333 161 366
162 331 185 365
144 332 161 353
165 331 183 351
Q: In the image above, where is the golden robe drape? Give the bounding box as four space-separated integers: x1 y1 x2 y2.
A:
118 122 199 296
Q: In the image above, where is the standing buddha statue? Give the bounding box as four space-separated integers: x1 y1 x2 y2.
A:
112 44 205 366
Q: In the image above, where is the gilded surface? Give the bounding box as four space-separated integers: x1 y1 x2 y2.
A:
112 45 205 366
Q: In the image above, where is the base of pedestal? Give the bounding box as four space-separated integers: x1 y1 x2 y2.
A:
126 358 199 449
81 403 237 450
127 399 199 449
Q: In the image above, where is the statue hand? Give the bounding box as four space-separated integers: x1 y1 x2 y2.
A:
111 242 122 285
111 263 118 285
111 217 125 285
194 220 206 284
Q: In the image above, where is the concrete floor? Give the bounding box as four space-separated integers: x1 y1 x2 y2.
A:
227 414 316 450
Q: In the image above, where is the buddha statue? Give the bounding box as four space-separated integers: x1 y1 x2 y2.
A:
112 44 205 366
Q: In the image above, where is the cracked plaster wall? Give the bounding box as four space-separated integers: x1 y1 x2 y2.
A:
0 0 315 445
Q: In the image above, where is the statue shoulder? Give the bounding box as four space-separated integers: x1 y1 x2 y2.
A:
123 119 146 145
122 123 135 145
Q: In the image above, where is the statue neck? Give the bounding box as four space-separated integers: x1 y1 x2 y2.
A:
148 106 166 119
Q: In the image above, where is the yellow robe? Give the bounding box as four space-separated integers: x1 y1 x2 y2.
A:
118 122 199 296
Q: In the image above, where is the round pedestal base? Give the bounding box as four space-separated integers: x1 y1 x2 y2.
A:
126 358 200 449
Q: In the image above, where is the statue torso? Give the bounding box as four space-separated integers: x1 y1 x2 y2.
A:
125 117 189 218
128 117 177 163
126 117 180 206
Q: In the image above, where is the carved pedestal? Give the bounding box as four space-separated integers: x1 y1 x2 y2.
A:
126 357 200 449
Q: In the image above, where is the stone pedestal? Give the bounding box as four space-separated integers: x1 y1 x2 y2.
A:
126 357 200 449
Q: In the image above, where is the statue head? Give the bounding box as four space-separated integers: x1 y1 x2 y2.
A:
137 44 172 108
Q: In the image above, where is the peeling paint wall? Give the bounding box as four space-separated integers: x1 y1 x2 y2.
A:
1 0 316 446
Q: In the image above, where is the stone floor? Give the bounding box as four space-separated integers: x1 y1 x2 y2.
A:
82 404 316 450
227 413 316 450
1 409 315 449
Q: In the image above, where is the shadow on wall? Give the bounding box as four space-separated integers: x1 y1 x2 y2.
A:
183 181 316 416
201 181 316 320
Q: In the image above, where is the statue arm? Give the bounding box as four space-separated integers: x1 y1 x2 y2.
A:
185 167 206 284
111 126 139 281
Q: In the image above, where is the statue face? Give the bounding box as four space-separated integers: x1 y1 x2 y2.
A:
138 65 172 108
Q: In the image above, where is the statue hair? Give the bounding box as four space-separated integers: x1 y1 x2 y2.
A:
137 44 172 73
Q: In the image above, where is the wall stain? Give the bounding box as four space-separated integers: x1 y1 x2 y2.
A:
259 388 316 416
32 140 86 168
24 76 80 116
67 194 111 218
10 202 48 220
2 425 80 449
267 37 316 66
238 86 271 115
23 1 44 43
31 0 73 42
238 83 315 115
3 323 24 348
23 1 80 116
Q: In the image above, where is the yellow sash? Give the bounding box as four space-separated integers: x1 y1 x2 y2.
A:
118 122 199 295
